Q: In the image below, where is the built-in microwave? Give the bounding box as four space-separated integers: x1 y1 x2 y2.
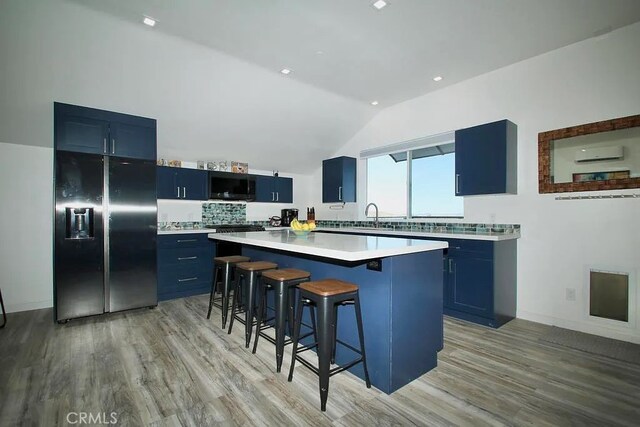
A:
208 171 256 201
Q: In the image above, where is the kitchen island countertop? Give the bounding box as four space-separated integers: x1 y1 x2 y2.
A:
207 229 447 262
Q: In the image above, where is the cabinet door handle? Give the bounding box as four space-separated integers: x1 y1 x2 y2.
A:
276 192 279 202
455 174 460 194
112 139 116 154
338 186 342 201
271 192 275 201
183 187 186 198
177 239 197 243
177 186 181 198
103 138 107 153
448 258 454 274
178 256 198 261
178 277 198 283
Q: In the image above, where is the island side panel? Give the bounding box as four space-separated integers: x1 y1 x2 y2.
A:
390 250 443 392
242 246 394 392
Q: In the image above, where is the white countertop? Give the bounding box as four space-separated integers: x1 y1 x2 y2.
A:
317 227 520 241
158 228 218 235
207 229 447 262
159 226 518 240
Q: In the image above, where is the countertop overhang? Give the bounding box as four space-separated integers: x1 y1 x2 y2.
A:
207 230 447 262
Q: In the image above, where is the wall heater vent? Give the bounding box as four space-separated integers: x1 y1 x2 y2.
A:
589 270 629 323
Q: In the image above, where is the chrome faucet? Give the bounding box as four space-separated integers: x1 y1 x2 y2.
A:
365 203 379 228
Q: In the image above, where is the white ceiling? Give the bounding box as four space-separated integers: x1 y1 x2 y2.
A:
69 0 640 107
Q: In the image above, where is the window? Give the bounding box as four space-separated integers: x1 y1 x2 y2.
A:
365 141 463 218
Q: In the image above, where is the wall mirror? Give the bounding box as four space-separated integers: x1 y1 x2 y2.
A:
538 114 640 193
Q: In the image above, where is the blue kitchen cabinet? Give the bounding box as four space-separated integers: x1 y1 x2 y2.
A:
157 233 215 301
443 238 516 328
315 229 516 328
454 119 517 196
322 156 356 203
156 166 208 200
254 175 293 203
54 102 156 160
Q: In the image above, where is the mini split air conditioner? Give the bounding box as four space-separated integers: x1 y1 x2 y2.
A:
575 146 624 162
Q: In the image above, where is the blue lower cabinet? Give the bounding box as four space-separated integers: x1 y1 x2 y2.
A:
157 234 214 301
443 238 516 328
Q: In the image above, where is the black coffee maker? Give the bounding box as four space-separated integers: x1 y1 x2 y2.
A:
281 208 299 227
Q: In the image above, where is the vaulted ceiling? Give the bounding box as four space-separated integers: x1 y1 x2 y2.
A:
71 0 640 106
2 1 640 173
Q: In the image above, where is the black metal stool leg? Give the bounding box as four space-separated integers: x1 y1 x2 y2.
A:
316 296 335 412
227 274 242 335
288 292 305 382
244 273 259 348
0 289 6 329
221 263 233 328
331 304 338 364
207 265 220 320
252 278 267 354
354 293 371 388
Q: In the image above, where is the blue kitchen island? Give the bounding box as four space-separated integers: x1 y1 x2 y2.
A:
208 229 447 394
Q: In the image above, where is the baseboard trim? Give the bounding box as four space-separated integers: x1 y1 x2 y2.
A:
5 300 53 314
518 310 640 344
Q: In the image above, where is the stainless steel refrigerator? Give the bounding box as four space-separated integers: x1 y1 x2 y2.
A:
54 150 157 322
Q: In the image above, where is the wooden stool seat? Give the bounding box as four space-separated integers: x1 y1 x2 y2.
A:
214 255 250 264
236 261 278 271
299 279 358 297
262 268 311 282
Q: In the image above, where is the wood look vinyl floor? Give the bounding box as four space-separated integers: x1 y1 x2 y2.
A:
1 295 639 426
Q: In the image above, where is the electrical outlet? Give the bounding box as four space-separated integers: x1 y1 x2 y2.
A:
566 288 576 301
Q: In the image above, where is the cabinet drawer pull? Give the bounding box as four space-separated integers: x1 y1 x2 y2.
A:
178 256 198 261
178 277 198 283
176 239 197 243
455 174 460 194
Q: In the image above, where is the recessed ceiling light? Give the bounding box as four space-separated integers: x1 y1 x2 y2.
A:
280 68 292 75
316 50 324 55
433 76 443 82
143 16 156 27
372 0 388 10
371 101 379 106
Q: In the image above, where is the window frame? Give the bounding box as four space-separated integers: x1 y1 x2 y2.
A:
362 132 464 220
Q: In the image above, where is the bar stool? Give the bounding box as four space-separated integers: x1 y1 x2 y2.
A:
0 288 6 329
288 279 371 412
252 268 311 372
228 261 278 347
207 255 251 328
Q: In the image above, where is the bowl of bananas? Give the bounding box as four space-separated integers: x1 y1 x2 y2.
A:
290 218 316 237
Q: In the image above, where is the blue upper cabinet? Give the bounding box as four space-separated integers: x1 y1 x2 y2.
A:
322 156 356 203
157 166 208 200
54 102 156 161
454 119 517 196
254 175 293 203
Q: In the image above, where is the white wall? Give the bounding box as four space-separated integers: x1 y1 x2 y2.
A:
309 23 640 343
0 143 54 312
